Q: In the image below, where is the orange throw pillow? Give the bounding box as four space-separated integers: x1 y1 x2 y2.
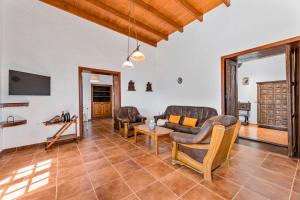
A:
169 115 181 124
183 117 198 127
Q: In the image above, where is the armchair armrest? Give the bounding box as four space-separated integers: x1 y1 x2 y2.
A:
137 115 147 122
170 132 197 144
154 114 165 123
117 117 129 124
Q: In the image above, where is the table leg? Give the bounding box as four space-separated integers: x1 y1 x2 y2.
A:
155 136 159 156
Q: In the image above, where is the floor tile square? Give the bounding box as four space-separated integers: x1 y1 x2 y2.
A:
136 181 177 200
95 178 132 200
124 169 156 192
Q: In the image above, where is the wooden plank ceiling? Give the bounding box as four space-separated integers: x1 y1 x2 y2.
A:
40 0 230 47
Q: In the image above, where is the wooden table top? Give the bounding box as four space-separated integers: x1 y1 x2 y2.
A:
134 124 174 136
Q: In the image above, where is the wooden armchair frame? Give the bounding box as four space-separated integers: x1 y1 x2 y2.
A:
118 118 146 138
172 120 241 181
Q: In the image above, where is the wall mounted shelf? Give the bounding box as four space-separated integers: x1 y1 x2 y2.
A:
0 102 29 108
0 120 27 128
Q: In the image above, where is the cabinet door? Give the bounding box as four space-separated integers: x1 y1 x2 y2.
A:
93 103 104 117
103 103 112 117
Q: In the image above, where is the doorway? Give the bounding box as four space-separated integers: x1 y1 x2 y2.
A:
78 66 121 139
221 36 300 157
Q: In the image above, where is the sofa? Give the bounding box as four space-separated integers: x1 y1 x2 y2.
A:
116 106 147 138
154 105 218 134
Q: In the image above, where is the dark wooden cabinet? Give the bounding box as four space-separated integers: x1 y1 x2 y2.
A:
91 85 112 118
257 80 288 130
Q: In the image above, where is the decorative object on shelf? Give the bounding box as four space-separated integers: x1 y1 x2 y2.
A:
122 0 145 69
242 77 249 85
43 111 71 125
148 119 156 130
90 74 100 83
128 80 136 91
6 116 15 124
146 82 153 92
177 77 183 84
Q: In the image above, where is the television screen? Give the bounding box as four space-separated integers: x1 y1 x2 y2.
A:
9 70 51 96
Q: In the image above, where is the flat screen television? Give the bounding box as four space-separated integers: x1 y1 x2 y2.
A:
9 70 51 96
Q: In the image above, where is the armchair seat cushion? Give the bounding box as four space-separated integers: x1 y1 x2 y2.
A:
178 145 208 163
165 123 201 135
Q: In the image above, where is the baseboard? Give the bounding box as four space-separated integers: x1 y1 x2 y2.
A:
0 136 81 155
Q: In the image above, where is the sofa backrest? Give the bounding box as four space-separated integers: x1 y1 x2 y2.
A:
164 105 218 127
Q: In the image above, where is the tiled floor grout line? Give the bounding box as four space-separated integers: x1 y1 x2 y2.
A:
76 143 100 200
288 159 299 200
93 139 143 200
55 145 59 200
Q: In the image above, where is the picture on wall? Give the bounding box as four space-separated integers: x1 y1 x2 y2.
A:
242 77 249 85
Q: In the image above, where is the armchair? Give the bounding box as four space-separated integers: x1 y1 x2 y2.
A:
170 115 241 182
116 107 147 138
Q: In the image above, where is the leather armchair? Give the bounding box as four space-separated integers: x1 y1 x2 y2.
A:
116 107 147 138
170 115 241 182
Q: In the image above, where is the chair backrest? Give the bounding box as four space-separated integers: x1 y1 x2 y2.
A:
164 105 218 127
117 106 140 122
203 116 240 170
238 102 251 111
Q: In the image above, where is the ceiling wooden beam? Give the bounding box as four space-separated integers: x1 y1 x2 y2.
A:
223 0 231 7
85 0 168 41
176 0 203 22
40 0 157 47
132 0 184 32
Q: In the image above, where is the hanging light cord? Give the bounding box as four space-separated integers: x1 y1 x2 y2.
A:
133 3 139 48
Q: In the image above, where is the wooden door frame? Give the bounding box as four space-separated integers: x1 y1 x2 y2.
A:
221 36 300 157
78 66 121 139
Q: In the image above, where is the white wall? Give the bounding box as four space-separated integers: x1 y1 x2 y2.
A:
0 0 300 149
0 0 4 152
153 0 300 116
0 0 157 149
237 55 286 123
82 73 113 121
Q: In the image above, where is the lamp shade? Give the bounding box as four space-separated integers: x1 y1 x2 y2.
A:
130 50 145 61
122 59 134 69
90 74 100 83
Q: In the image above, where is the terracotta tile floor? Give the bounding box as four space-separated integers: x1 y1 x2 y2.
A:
0 119 299 200
239 124 288 146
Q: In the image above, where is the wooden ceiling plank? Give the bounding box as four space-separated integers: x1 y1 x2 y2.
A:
176 0 203 22
40 0 157 46
85 0 168 41
223 0 231 7
132 0 184 32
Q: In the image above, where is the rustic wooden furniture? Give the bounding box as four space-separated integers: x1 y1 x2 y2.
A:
238 102 251 126
0 120 27 128
91 84 112 118
257 80 288 131
134 125 174 156
0 102 29 108
40 0 230 47
171 119 241 182
45 115 78 150
117 107 147 138
221 36 300 157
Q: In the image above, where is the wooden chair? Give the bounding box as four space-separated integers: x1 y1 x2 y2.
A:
238 102 251 126
171 115 241 182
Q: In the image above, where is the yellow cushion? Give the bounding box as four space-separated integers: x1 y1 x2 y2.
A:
183 117 198 127
169 115 181 124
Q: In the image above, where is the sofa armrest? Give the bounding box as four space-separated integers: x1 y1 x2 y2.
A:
154 114 166 123
170 132 196 144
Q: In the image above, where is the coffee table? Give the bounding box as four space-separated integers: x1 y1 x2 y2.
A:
134 125 174 156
